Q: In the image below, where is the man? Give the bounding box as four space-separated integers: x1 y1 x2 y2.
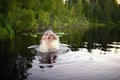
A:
38 30 59 53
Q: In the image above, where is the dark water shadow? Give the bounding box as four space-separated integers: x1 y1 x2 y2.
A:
1 24 120 80
0 54 34 80
0 35 36 80
28 44 70 69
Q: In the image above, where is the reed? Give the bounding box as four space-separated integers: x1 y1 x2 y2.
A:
0 25 15 40
0 26 8 40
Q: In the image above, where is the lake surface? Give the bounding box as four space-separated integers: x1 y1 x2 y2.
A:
0 26 120 80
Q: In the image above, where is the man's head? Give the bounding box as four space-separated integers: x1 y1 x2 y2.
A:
44 30 58 40
39 30 59 53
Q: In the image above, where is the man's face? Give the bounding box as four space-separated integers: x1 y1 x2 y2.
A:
48 34 56 39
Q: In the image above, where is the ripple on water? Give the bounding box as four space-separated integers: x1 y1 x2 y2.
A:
26 44 120 80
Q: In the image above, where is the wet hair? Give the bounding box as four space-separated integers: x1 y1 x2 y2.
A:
44 29 53 35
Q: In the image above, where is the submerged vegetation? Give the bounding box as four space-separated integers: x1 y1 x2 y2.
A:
0 0 120 40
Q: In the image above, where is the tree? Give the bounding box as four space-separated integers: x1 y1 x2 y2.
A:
38 10 50 29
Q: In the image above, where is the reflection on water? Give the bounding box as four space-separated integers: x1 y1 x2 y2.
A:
27 46 120 80
7 55 32 80
39 53 57 64
0 25 120 80
0 35 36 80
27 44 70 69
0 53 33 80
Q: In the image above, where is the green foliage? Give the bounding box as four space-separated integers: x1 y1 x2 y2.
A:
38 10 50 28
15 9 36 32
5 24 15 39
0 26 8 40
0 0 120 40
74 0 83 18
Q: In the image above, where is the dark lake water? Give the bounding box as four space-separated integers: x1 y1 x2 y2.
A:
0 25 120 80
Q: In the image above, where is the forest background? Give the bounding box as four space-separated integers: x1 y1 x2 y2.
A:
0 0 120 40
